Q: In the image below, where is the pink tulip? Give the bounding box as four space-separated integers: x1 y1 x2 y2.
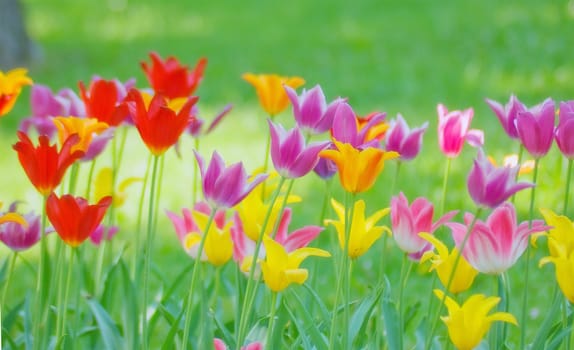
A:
467 149 533 208
446 203 548 274
437 103 483 158
214 338 262 350
385 114 428 161
390 192 457 260
516 98 555 159
0 203 44 251
89 224 119 246
194 151 267 209
485 94 527 139
268 119 330 178
555 101 574 159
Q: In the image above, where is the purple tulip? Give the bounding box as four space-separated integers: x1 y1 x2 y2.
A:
194 151 268 209
284 84 344 134
0 204 43 251
331 102 384 149
313 146 338 179
89 224 119 246
555 101 574 159
467 149 534 208
485 94 527 139
82 127 115 161
385 114 428 161
516 98 555 159
268 119 330 178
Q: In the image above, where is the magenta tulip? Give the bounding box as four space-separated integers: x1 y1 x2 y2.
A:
555 101 574 159
385 114 428 161
485 94 527 139
268 119 330 178
467 149 533 208
195 151 267 209
284 84 343 134
0 203 44 251
516 98 555 159
447 203 548 274
330 101 384 149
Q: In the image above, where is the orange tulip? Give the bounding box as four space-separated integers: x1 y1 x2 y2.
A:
242 73 304 116
0 68 33 117
319 140 398 193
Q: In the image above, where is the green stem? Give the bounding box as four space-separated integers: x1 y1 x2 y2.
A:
390 160 402 199
32 194 48 350
141 154 160 350
426 206 483 350
182 209 217 350
564 158 572 216
115 126 129 176
57 245 75 341
133 153 152 278
55 240 67 339
84 158 98 201
318 178 333 228
265 292 278 349
440 158 452 216
398 253 413 350
67 162 80 195
1 252 18 308
520 157 539 349
192 137 200 204
270 179 295 238
236 176 286 350
511 144 524 204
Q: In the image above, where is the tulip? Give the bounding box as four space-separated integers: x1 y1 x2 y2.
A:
141 52 207 99
284 84 343 134
268 119 330 178
242 73 304 116
434 289 517 350
467 148 534 208
79 78 132 126
330 102 386 148
357 111 390 143
539 208 574 258
515 98 555 159
447 203 547 274
325 199 390 259
420 233 478 293
214 338 262 350
390 192 457 260
485 94 527 139
0 68 32 117
89 224 119 246
260 236 330 292
437 103 483 158
319 140 398 194
46 193 112 247
126 89 197 156
13 132 84 196
195 151 268 209
52 116 109 153
0 203 42 251
555 101 574 159
385 114 428 161
540 240 574 303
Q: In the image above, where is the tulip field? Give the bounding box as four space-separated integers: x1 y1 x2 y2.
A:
1 0 574 349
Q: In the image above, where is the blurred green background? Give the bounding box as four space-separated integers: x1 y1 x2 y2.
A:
2 0 574 345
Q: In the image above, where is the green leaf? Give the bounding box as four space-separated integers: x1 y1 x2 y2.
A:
160 305 184 350
285 289 328 349
85 296 124 349
382 276 400 350
530 294 562 349
270 295 290 349
119 259 139 350
349 282 384 347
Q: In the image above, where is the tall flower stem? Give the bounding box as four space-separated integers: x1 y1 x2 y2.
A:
493 273 509 348
181 209 217 350
260 129 272 199
132 153 152 278
84 158 98 200
265 292 279 350
141 154 161 350
270 179 295 238
440 158 452 216
1 252 18 308
56 245 74 342
563 158 572 216
192 137 200 204
32 194 48 350
329 191 356 350
398 253 413 350
511 144 524 204
425 207 483 350
520 157 539 349
382 161 402 277
236 176 286 350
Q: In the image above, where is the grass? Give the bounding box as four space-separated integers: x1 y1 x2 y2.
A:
1 0 574 348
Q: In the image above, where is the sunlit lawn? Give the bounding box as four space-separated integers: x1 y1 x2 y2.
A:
2 0 574 347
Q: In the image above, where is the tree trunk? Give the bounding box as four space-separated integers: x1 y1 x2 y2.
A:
0 0 36 70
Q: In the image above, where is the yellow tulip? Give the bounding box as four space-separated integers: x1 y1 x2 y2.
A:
52 116 109 153
325 199 390 259
260 236 330 292
184 210 233 266
434 289 517 350
93 167 142 207
242 73 305 116
0 68 32 116
539 208 574 256
420 233 478 294
319 140 398 194
540 239 574 303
